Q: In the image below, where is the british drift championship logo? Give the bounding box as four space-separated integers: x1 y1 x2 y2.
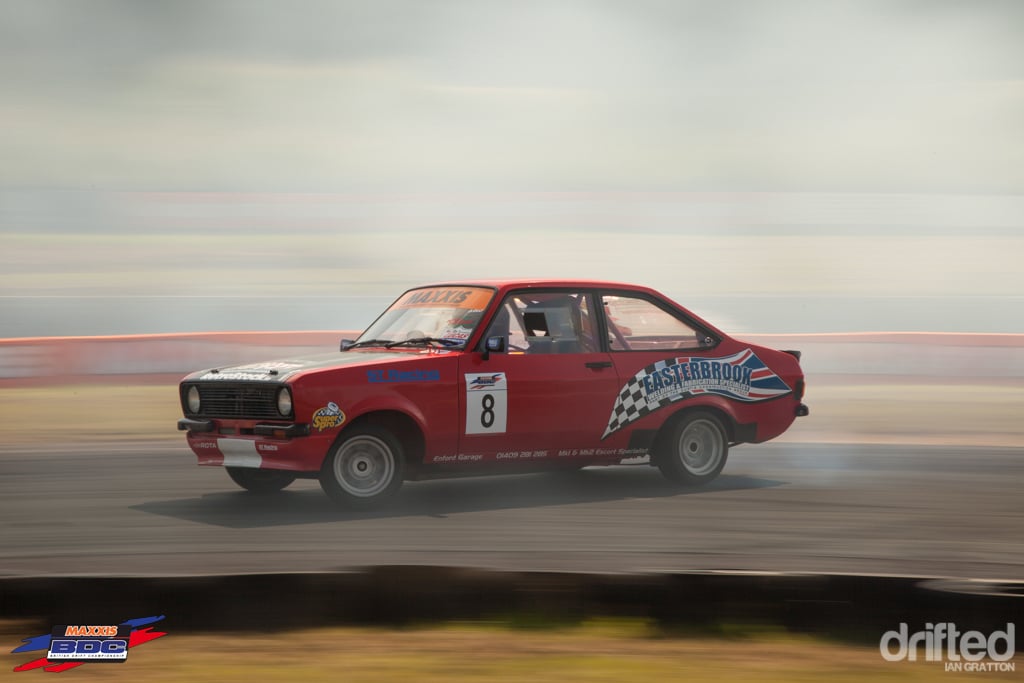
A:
468 373 505 390
11 615 167 673
603 349 791 438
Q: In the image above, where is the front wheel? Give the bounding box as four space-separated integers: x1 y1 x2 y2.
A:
657 412 729 486
226 466 296 494
319 425 404 507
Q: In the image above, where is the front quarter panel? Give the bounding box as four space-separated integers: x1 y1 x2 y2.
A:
291 353 461 464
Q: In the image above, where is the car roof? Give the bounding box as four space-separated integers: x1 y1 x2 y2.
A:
414 279 661 294
393 279 725 339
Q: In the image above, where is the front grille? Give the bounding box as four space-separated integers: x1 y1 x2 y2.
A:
185 382 282 419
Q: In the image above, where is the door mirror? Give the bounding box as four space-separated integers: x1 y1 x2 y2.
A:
482 335 505 360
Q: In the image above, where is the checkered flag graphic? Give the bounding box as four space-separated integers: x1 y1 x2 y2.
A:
602 359 688 439
602 374 646 438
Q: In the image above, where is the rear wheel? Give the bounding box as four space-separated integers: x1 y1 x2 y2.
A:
657 411 729 486
226 467 296 494
319 425 404 507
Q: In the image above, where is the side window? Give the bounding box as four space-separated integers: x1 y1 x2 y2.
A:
602 294 707 351
483 291 597 354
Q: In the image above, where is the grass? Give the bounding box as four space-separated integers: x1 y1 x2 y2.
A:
3 620 1016 682
0 383 182 446
0 379 1021 448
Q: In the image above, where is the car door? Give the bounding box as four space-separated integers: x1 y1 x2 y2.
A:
597 290 733 447
457 290 621 464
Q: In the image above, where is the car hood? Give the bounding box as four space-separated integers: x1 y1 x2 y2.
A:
183 350 441 383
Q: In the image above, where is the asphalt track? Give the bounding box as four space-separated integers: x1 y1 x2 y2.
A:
1 441 1022 580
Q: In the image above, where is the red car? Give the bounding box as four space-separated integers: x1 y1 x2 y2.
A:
178 280 808 507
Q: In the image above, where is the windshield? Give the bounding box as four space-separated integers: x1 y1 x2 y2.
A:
356 286 495 348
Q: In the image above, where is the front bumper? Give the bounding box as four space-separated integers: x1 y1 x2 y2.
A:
178 418 214 433
177 418 310 438
178 419 327 472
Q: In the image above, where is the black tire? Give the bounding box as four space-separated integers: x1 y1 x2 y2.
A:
656 411 729 486
319 425 404 507
226 466 296 494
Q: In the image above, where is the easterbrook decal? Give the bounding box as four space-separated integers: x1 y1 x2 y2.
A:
603 349 791 438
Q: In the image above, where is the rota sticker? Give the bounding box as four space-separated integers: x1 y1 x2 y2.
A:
465 373 508 435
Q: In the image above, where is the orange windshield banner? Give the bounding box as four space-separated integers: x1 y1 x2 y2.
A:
396 287 493 310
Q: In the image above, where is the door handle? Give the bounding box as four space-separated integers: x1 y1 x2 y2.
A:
585 361 613 369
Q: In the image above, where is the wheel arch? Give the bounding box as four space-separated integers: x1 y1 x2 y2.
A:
651 404 737 463
332 409 426 470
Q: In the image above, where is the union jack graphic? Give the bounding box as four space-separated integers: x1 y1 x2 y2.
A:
602 349 790 438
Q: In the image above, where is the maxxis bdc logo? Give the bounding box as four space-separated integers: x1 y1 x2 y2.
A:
11 615 167 673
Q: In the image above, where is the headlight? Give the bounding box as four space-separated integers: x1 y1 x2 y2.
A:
277 387 293 417
187 386 201 413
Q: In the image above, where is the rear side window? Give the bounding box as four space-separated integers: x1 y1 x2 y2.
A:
602 293 710 351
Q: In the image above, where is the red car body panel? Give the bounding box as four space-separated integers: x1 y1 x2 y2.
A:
179 280 806 477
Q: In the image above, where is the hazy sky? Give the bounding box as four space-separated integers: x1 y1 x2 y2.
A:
2 1 1022 336
2 0 1022 193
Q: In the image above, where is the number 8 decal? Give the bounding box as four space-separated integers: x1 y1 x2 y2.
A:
481 394 495 428
465 373 507 434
